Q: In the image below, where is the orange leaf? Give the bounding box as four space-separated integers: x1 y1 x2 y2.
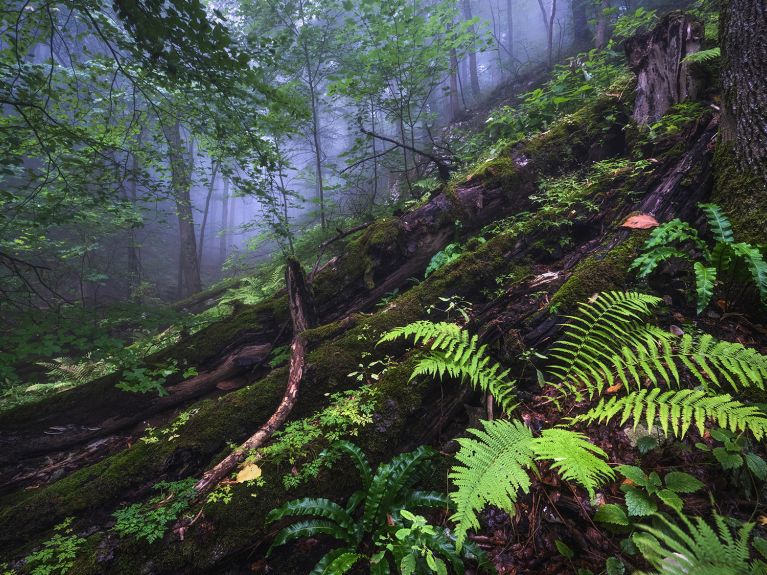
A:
621 214 659 229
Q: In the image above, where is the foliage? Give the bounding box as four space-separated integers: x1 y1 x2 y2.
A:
449 420 612 549
631 204 767 313
574 389 767 441
617 465 703 516
256 387 379 489
24 518 85 575
112 479 197 543
425 244 464 278
696 428 767 497
379 321 516 412
267 441 480 574
633 513 767 574
612 8 658 42
141 409 199 444
682 47 721 64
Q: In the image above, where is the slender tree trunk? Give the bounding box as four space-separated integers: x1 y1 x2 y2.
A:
369 98 379 207
126 152 141 295
197 159 220 268
449 48 461 121
462 0 481 100
219 177 230 265
595 0 611 49
719 0 767 189
506 0 514 68
571 0 591 52
536 0 557 68
163 121 201 299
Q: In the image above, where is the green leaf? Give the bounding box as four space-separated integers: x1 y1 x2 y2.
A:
713 446 744 470
694 262 717 315
605 556 625 575
555 539 575 559
745 452 767 480
624 489 658 517
663 471 704 494
657 489 683 512
400 554 416 575
594 504 629 526
309 550 364 575
617 465 647 487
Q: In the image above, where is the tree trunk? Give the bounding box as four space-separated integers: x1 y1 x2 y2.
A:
536 0 557 68
126 152 141 295
506 0 514 65
719 0 767 190
595 0 611 49
462 0 481 100
571 0 591 52
163 121 201 299
625 12 703 125
197 159 220 268
449 48 461 121
220 176 230 264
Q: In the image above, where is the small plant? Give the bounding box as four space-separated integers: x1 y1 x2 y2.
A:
616 466 704 516
141 408 199 444
425 243 463 277
630 203 767 313
266 441 482 574
24 518 85 575
117 359 178 396
268 345 290 368
113 479 197 543
696 428 767 497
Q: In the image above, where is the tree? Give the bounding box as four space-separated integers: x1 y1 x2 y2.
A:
719 0 767 192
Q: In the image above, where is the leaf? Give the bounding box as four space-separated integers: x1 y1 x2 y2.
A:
594 504 629 526
663 471 704 494
624 489 658 517
657 489 683 512
617 465 647 487
309 550 364 575
694 262 717 315
555 539 575 559
745 452 767 480
621 214 659 229
713 446 743 470
400 554 416 575
605 557 625 575
236 463 262 483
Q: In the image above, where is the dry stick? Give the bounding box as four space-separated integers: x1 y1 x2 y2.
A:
189 258 315 500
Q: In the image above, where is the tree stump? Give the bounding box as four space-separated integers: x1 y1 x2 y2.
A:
625 12 704 125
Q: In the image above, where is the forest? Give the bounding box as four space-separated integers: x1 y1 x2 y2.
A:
1 0 766 572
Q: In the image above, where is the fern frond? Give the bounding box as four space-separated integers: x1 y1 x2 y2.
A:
729 242 767 303
573 388 767 440
449 420 535 550
699 203 734 244
630 247 690 278
266 498 357 539
634 513 757 575
694 263 717 314
309 549 365 575
380 321 517 412
682 47 721 64
547 291 663 397
531 428 614 499
642 219 707 252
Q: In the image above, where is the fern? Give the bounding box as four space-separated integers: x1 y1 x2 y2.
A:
694 263 716 314
630 246 690 278
449 420 534 550
682 46 721 64
546 291 663 397
700 203 734 245
573 388 767 440
729 242 767 303
531 428 614 499
379 321 517 412
449 421 614 548
549 292 767 397
633 513 767 575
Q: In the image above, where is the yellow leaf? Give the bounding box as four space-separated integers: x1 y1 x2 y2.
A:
236 463 262 483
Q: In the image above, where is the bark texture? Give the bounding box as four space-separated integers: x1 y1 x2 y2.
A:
625 12 703 125
719 0 767 190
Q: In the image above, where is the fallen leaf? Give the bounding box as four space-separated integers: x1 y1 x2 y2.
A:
236 463 262 483
758 515 767 526
606 383 623 394
621 214 659 229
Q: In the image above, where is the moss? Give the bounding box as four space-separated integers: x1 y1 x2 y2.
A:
549 232 648 312
526 93 629 172
711 143 767 246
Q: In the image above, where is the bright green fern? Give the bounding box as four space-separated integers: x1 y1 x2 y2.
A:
379 321 517 412
449 420 613 549
682 47 721 65
573 388 767 441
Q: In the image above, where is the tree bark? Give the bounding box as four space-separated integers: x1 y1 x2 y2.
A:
571 0 591 52
719 0 767 190
197 159 220 268
625 13 703 125
462 0 481 100
595 0 611 49
163 121 201 299
449 48 461 121
220 176 230 264
505 0 514 66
